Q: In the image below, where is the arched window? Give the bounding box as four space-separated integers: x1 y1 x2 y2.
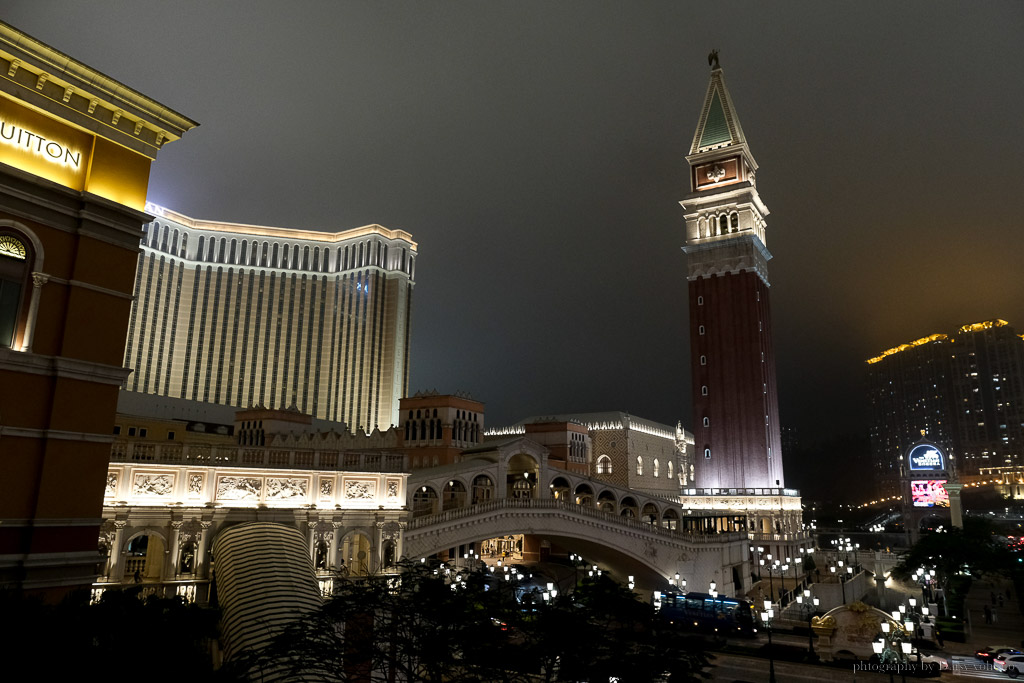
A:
703 416 709 428
0 232 31 349
180 233 187 258
261 242 269 267
719 215 728 233
653 459 660 477
303 246 310 270
700 355 707 366
313 246 320 271
636 456 643 476
704 448 711 459
701 385 708 396
323 247 331 272
596 454 612 475
699 325 705 335
697 295 704 306
731 212 739 230
667 461 674 479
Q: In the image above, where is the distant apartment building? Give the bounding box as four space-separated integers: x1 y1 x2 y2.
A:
123 206 416 433
866 319 1024 493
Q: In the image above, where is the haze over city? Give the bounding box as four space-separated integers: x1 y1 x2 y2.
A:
9 1 1023 476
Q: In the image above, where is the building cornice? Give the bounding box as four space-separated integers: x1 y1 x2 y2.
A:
0 21 197 159
146 204 417 250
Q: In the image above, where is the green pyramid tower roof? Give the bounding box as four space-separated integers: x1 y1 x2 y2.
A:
689 67 749 157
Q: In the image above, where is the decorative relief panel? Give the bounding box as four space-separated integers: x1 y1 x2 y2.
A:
266 477 308 500
105 472 119 497
319 478 334 501
132 473 174 497
216 476 262 501
386 479 401 500
187 473 204 497
344 479 375 500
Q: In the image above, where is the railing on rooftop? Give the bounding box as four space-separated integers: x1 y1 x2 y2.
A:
407 497 745 545
109 440 407 473
680 487 801 497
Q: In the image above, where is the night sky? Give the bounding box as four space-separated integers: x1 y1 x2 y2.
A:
8 3 1024 476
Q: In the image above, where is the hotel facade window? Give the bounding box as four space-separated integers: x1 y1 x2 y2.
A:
0 233 29 348
123 208 416 433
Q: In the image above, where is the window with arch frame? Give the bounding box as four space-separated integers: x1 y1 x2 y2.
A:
596 454 612 475
0 232 30 349
636 456 643 476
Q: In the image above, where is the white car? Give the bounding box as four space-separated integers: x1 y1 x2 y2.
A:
916 652 949 671
994 653 1024 677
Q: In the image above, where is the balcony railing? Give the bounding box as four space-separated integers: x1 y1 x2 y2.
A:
680 487 801 497
408 497 746 545
109 440 407 473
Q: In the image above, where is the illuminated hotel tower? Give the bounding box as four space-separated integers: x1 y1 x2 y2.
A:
123 207 416 433
681 62 785 489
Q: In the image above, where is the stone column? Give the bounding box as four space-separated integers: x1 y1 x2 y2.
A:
21 272 48 352
945 482 964 529
195 521 212 579
169 520 183 578
108 520 128 582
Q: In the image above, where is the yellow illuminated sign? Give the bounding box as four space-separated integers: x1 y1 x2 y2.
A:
0 120 81 168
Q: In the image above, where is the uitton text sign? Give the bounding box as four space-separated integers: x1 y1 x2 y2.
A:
1 120 81 168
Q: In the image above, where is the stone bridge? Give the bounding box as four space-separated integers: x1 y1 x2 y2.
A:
403 497 748 594
403 437 751 594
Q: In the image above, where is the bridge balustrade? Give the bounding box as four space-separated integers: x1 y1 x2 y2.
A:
406 497 744 544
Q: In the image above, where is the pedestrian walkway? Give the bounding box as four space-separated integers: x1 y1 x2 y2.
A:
942 575 1023 657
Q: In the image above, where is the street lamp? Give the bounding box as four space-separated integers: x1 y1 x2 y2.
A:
795 589 819 661
761 599 777 683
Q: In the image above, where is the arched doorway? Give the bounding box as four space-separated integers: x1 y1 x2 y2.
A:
413 485 439 517
597 490 616 513
574 483 594 506
472 475 494 504
442 480 468 510
549 476 571 501
507 452 539 499
662 508 680 531
641 503 660 525
341 532 372 576
124 531 165 582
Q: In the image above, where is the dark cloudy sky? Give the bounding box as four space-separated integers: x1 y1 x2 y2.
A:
8 2 1024 457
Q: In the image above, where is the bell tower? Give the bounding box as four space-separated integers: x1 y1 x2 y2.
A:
682 60 785 489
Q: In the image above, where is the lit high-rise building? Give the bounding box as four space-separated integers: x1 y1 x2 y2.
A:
123 206 416 433
866 319 1024 491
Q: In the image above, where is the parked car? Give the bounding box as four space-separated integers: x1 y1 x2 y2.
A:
994 653 1024 677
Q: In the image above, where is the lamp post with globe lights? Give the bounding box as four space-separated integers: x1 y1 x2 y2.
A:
795 589 819 660
760 599 777 683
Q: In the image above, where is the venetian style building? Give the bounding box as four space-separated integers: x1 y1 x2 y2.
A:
97 392 408 603
0 21 195 593
123 205 416 433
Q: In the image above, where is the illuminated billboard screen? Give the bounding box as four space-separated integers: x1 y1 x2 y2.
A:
911 480 949 508
909 444 946 471
908 444 944 472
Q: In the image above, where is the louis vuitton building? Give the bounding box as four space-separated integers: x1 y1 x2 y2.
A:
123 206 416 433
